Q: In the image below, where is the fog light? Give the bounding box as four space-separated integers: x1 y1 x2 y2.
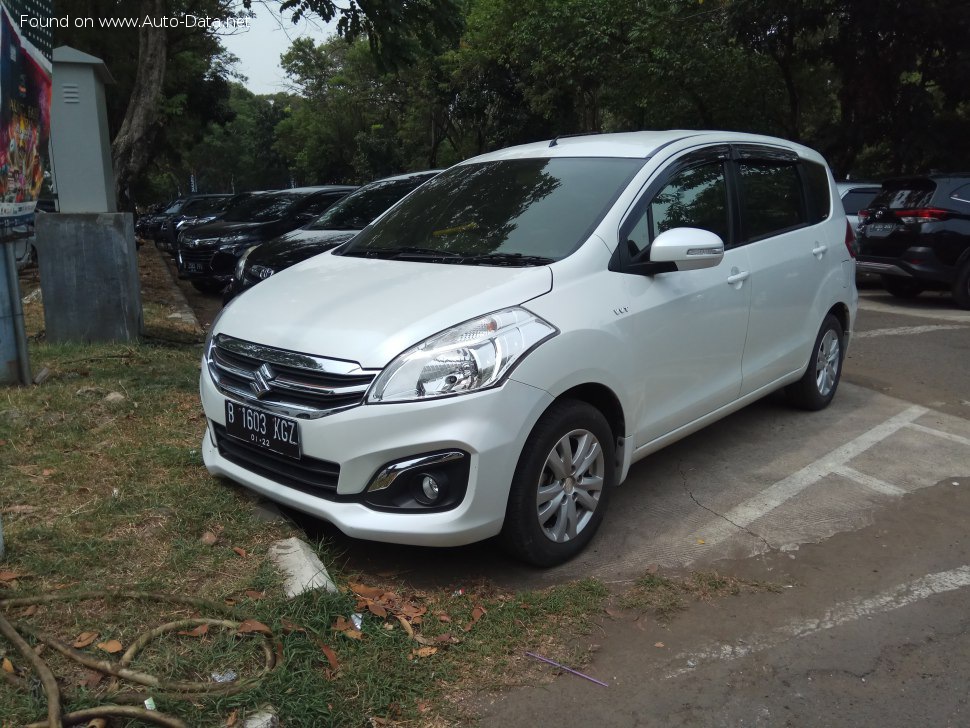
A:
420 474 440 502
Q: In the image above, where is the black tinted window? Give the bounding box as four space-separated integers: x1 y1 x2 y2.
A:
871 179 935 209
841 189 879 215
627 162 728 254
342 158 643 261
182 197 229 216
222 193 303 222
803 161 831 223
297 193 344 217
309 176 432 231
740 162 805 240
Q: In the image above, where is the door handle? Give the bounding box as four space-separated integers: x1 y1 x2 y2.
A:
812 244 828 258
726 270 750 285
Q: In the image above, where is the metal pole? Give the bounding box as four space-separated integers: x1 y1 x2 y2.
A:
0 240 31 385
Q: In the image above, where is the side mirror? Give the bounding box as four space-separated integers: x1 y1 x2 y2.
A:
649 227 724 271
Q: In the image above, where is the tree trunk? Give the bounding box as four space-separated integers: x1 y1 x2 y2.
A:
111 0 167 211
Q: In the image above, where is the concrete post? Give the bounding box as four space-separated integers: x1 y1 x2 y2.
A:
34 213 142 343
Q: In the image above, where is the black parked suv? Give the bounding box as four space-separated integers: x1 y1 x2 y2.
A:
176 186 356 292
856 175 970 309
138 194 233 247
224 171 440 301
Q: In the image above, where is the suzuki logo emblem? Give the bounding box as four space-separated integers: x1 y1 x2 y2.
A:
251 363 275 399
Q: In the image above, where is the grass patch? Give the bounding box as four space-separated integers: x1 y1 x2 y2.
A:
619 570 783 622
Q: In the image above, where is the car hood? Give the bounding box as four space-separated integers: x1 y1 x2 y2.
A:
248 229 359 268
183 219 275 240
217 253 553 369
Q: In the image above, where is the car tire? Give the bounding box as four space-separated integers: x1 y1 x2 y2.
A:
952 262 970 310
882 276 924 299
786 314 845 411
500 399 615 567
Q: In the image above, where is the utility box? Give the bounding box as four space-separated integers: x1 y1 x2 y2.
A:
50 46 115 213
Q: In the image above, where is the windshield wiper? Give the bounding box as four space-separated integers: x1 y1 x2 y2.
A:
341 246 463 260
458 252 555 266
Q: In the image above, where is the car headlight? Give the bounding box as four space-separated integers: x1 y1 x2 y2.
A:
250 264 275 280
366 307 557 404
234 246 258 280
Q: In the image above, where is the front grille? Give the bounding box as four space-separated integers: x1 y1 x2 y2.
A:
214 424 340 494
207 334 379 419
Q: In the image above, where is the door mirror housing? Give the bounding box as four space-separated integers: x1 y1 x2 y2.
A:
649 228 724 271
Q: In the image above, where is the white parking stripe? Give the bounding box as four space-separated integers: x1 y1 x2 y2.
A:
716 405 927 531
854 325 966 338
857 297 970 323
905 423 970 448
833 465 906 496
665 565 970 679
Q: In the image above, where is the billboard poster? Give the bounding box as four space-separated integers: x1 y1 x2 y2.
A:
0 1 51 232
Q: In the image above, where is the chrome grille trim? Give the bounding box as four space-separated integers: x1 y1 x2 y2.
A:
207 334 380 419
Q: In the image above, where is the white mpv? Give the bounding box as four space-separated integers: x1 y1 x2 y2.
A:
200 131 858 566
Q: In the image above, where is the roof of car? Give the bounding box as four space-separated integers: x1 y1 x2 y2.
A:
463 130 821 164
361 170 443 186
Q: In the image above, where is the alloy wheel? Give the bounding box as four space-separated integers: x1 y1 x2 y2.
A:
535 429 605 543
815 329 841 397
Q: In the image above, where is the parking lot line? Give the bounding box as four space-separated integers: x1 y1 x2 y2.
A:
905 423 970 448
857 297 970 323
854 324 966 338
832 464 905 496
715 405 927 532
664 565 970 679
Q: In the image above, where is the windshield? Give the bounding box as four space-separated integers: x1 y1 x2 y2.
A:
307 176 433 231
163 198 187 214
222 193 304 222
181 197 229 216
339 158 643 263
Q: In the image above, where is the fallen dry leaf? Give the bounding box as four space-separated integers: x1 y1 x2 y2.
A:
81 669 103 690
366 602 387 618
41 468 55 477
243 590 264 600
236 619 272 636
604 608 622 619
73 631 99 649
332 616 363 640
437 613 451 623
200 531 219 546
696 539 706 545
654 642 665 648
0 570 24 582
349 582 384 600
18 605 38 618
317 640 339 672
281 618 305 634
177 624 209 638
395 615 414 637
226 708 239 727
2 657 14 673
97 640 123 654
463 605 487 632
232 547 247 558
411 646 437 659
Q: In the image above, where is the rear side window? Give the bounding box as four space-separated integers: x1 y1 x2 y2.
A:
802 161 831 223
841 189 880 215
739 162 806 240
870 179 935 209
950 183 970 204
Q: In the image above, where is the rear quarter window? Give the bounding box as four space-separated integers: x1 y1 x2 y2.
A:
841 189 880 216
802 160 831 223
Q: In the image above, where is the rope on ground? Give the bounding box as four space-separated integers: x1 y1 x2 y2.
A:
0 589 280 728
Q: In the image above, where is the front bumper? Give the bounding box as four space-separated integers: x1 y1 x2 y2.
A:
200 366 553 546
177 246 238 282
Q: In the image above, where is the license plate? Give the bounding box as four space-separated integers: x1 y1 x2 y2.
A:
866 222 896 237
187 262 205 272
224 400 301 459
